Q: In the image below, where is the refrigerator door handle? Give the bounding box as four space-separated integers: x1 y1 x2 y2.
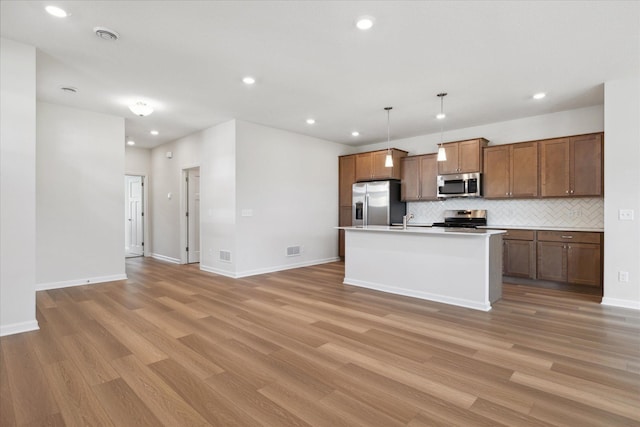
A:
364 193 369 226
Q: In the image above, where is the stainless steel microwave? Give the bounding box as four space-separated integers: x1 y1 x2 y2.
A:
437 172 482 198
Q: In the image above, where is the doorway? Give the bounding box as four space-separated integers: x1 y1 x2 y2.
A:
184 167 200 264
125 175 144 258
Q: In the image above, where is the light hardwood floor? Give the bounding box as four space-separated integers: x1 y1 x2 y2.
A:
1 258 639 426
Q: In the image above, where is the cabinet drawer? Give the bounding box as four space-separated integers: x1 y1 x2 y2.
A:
537 231 601 244
502 229 535 241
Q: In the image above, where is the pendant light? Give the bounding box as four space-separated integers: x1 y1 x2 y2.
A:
384 107 393 167
436 93 447 162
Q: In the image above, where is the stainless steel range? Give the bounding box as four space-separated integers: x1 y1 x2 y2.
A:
432 209 487 228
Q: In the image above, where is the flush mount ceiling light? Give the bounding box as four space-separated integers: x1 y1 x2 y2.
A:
129 101 153 117
242 76 256 85
93 27 119 41
384 107 393 168
356 17 374 30
351 131 360 137
306 118 315 125
436 93 448 162
126 138 135 146
150 130 159 135
533 92 546 100
45 5 68 18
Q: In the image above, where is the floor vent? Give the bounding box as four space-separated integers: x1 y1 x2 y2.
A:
286 245 302 257
219 250 232 262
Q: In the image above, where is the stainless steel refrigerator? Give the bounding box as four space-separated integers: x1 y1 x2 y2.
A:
352 180 406 226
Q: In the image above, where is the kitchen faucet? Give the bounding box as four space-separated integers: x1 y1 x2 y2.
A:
402 213 414 229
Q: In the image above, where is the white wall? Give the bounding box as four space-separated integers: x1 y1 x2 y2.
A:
0 38 38 336
200 120 237 275
149 132 202 262
36 102 126 289
602 78 640 309
125 146 151 176
357 105 604 156
233 120 346 276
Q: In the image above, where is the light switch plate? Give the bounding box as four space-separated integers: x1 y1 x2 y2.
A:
619 209 634 221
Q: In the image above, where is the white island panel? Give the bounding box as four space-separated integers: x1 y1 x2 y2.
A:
342 227 504 311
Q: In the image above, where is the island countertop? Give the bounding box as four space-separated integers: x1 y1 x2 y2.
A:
339 225 506 236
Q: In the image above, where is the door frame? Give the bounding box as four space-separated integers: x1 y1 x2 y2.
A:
124 173 149 257
180 165 200 264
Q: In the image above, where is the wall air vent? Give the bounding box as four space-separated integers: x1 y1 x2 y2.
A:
219 250 232 262
286 246 302 257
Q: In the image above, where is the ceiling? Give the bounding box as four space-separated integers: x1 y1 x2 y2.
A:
1 1 638 149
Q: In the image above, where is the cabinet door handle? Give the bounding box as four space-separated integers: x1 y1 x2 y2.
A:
565 190 569 194
561 235 573 239
570 190 574 194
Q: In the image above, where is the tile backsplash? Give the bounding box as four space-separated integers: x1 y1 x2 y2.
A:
407 197 603 229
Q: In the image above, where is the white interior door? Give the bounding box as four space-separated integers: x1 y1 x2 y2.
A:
187 168 200 263
125 175 144 257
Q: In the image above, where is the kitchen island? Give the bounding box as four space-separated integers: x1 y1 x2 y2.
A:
340 226 506 311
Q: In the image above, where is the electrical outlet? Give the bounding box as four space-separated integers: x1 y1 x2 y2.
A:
619 209 634 221
618 271 629 282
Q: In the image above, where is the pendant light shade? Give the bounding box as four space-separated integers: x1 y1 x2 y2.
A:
384 107 393 168
436 93 447 162
437 145 447 161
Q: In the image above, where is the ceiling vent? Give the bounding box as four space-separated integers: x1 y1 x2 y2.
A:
93 27 120 41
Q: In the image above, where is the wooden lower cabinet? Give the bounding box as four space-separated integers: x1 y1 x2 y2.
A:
536 231 603 288
497 228 603 289
338 206 352 258
536 241 567 282
502 229 536 279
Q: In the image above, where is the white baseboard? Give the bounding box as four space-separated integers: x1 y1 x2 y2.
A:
0 320 39 337
200 257 340 279
36 274 128 291
151 253 181 264
601 297 640 310
343 277 492 312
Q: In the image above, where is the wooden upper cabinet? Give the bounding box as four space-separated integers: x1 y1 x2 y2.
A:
438 143 460 175
355 149 407 181
540 137 571 197
571 133 603 196
400 154 437 201
437 138 488 175
484 142 538 198
483 145 510 198
540 133 603 197
511 142 539 197
339 155 356 207
400 157 420 201
354 153 373 182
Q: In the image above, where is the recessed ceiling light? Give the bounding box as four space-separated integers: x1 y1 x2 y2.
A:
94 27 120 41
356 17 374 30
352 131 360 137
436 112 446 120
60 86 77 94
242 76 256 85
126 139 135 146
45 6 68 18
306 118 315 125
533 92 546 100
150 130 159 135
